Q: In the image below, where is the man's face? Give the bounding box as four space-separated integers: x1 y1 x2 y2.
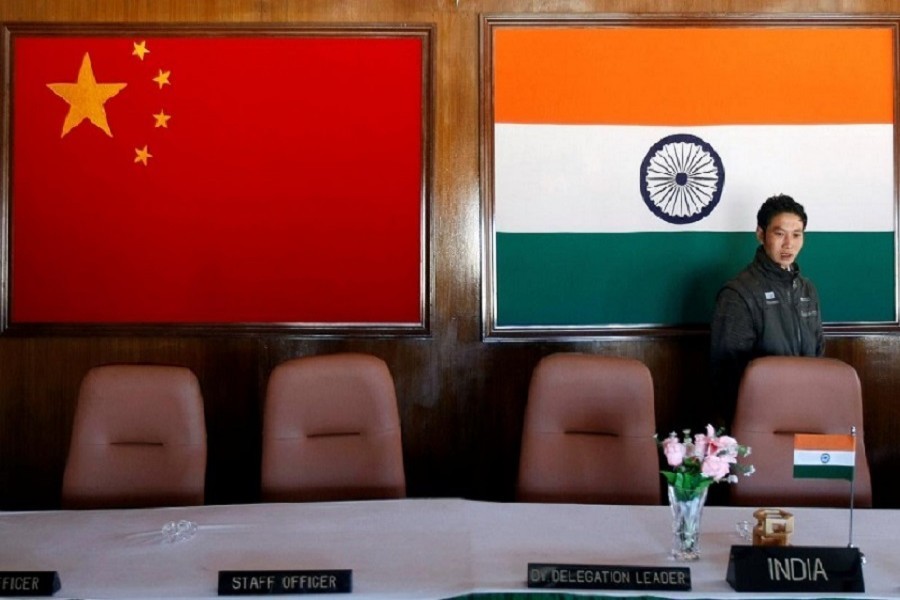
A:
756 212 805 270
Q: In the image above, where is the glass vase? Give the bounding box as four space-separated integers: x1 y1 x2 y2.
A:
667 484 708 561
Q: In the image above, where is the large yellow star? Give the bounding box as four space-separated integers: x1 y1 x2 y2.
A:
47 53 127 138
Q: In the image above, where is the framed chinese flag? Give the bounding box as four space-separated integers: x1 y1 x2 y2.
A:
1 24 432 334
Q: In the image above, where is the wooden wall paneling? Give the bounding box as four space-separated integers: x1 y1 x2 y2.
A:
0 338 80 509
826 336 900 508
0 0 268 22
186 338 264 506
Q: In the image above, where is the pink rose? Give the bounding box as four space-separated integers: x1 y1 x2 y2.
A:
662 434 686 467
701 454 731 481
706 423 739 461
713 435 740 461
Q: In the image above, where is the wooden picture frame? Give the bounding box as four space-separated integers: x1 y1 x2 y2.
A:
1 23 433 336
481 14 899 339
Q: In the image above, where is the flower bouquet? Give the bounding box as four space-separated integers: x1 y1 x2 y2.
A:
660 424 754 501
659 425 754 560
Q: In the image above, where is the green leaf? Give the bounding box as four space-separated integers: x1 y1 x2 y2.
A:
661 470 714 502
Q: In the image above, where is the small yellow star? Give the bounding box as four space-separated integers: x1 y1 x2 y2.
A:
46 53 127 138
153 110 171 128
153 69 171 89
132 41 150 61
134 145 152 166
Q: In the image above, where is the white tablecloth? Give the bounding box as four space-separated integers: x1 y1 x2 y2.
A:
2 499 899 599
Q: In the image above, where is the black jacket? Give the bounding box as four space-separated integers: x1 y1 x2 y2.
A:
709 245 824 426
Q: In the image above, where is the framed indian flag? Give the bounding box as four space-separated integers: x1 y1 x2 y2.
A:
481 15 899 339
1 23 433 335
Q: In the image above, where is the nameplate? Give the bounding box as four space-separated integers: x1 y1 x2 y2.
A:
726 545 864 592
527 563 691 591
0 572 60 596
218 570 352 595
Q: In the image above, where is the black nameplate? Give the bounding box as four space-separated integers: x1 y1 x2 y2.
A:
727 545 864 592
218 570 352 595
0 572 60 596
527 563 690 591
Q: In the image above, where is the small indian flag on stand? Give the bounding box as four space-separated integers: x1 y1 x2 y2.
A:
793 434 856 481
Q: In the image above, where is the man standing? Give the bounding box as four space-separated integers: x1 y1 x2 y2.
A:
710 194 825 426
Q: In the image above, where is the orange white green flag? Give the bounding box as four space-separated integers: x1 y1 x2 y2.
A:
491 25 895 328
793 434 856 481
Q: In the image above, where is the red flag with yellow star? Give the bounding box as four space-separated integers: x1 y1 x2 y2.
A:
8 31 426 327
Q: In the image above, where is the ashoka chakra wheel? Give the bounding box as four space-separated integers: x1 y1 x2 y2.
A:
639 134 724 224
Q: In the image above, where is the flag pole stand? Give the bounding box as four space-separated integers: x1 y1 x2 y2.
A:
848 425 856 548
848 426 865 563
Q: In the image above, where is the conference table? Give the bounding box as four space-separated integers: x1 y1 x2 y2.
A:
2 498 899 599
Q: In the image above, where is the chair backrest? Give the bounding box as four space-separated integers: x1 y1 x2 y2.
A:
516 353 661 505
730 356 872 508
260 353 406 502
61 364 207 509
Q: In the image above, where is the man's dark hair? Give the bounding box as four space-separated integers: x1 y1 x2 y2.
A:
756 194 808 231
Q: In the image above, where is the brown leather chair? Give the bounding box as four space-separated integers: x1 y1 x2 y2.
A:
516 352 661 505
260 353 406 502
61 365 207 509
730 356 872 508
